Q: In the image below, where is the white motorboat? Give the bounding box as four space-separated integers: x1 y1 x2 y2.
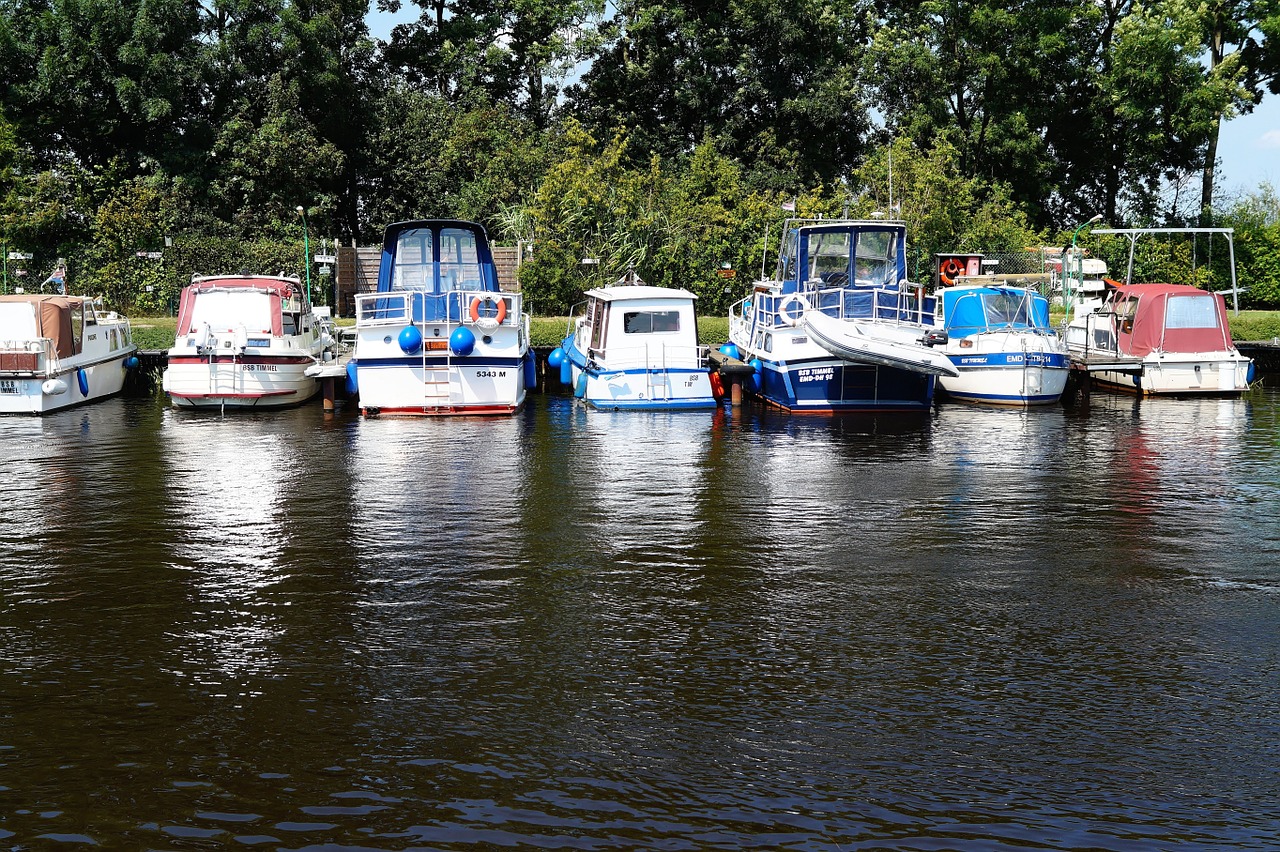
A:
550 276 717 410
934 283 1070 405
0 294 137 415
349 219 533 416
162 275 331 409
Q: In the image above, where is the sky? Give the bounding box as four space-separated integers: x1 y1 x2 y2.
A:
364 7 1279 199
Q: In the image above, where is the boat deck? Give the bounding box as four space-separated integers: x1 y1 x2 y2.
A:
1067 352 1145 373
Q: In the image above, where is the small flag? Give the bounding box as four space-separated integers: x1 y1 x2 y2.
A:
781 200 796 212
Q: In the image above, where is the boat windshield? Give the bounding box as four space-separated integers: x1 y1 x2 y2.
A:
808 232 852 285
1165 294 1219 329
854 231 896 287
391 227 488 294
190 291 273 333
982 291 1033 326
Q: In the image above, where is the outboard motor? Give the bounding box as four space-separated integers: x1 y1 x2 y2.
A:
920 330 949 347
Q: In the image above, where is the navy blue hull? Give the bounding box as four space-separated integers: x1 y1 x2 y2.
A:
754 358 935 412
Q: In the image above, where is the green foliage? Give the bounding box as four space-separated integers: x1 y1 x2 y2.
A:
850 137 1044 279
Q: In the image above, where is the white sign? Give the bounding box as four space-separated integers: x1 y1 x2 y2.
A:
313 254 337 264
7 252 32 261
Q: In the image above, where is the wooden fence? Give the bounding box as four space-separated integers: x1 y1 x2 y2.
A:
335 245 522 318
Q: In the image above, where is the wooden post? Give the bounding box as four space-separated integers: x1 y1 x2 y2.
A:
323 376 335 412
730 376 742 406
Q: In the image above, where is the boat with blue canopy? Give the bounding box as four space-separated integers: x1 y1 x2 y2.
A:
727 219 955 413
933 281 1070 405
348 220 533 416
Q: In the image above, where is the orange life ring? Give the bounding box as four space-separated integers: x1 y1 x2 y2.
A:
469 295 508 325
939 258 964 286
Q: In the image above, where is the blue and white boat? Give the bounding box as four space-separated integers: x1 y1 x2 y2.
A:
349 219 533 416
727 219 956 413
551 275 717 410
934 283 1070 405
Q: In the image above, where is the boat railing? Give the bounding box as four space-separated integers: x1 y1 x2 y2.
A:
0 338 52 374
356 290 523 329
1066 310 1119 356
741 283 939 330
592 342 706 371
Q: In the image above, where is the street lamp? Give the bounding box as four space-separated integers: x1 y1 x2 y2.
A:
1066 214 1103 313
295 205 311 303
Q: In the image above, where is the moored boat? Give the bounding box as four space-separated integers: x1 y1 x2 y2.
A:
934 282 1070 405
551 275 717 410
0 294 138 415
1064 281 1254 395
348 219 532 416
162 275 330 410
727 218 954 413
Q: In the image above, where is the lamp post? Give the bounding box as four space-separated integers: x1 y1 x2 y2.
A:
295 205 311 303
1066 214 1103 313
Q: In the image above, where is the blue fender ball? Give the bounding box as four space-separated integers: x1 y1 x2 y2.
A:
398 325 423 354
123 355 140 370
548 347 566 369
718 343 740 361
449 326 476 357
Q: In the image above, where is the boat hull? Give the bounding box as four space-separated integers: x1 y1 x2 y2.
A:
939 344 1070 406
1089 353 1253 396
752 355 936 413
0 353 133 415
163 356 320 409
561 338 717 411
353 354 527 416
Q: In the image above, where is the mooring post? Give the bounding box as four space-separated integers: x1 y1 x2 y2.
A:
323 376 335 412
730 376 742 406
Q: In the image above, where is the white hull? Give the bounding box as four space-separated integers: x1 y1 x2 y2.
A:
162 359 320 409
1089 352 1253 395
804 310 958 377
938 331 1070 406
0 353 132 415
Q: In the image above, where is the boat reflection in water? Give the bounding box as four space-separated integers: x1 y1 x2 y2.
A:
0 386 1278 849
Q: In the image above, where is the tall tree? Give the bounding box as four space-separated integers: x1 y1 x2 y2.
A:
1198 0 1280 222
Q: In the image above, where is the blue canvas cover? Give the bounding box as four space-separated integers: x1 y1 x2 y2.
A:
941 287 1050 338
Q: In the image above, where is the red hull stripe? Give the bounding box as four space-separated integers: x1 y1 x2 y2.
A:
364 404 519 417
171 390 297 399
167 355 314 366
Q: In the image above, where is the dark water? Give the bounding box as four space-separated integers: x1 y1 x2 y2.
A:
2 380 1279 851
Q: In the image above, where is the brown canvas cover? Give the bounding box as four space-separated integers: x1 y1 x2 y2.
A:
0 295 81 358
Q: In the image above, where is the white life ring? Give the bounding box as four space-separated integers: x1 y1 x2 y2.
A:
777 294 809 327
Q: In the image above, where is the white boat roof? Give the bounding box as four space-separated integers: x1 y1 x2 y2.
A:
583 285 698 303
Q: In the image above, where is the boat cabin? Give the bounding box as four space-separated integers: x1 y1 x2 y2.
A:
0 295 119 370
749 220 934 329
1073 282 1237 356
175 276 312 347
369 220 507 325
576 286 701 367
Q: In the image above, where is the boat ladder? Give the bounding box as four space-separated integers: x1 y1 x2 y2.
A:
646 344 670 401
421 342 457 406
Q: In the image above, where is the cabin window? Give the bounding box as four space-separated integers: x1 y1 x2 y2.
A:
589 299 608 351
1165 294 1218 330
190 291 273 333
623 310 680 334
778 231 800 281
439 227 484 291
392 228 435 291
808 232 852 284
70 304 84 354
982 292 1031 326
1115 296 1138 334
854 231 896 287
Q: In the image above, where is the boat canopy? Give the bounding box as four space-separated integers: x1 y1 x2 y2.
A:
775 221 908 294
175 276 297 337
1108 283 1235 356
0 294 88 358
378 220 499 295
940 286 1051 338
